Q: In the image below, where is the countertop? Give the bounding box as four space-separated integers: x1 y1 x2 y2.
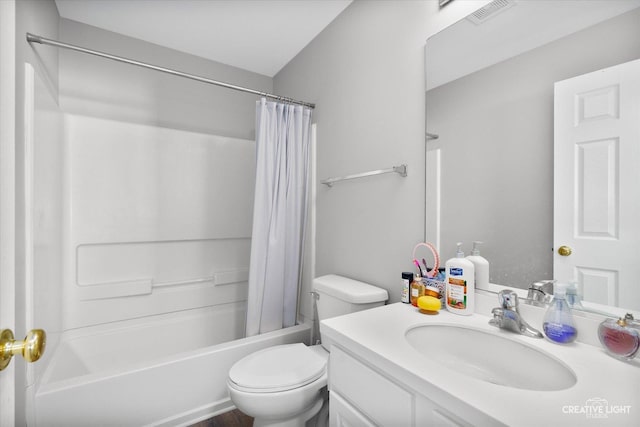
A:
321 299 640 427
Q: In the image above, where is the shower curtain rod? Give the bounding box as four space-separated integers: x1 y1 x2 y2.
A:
26 33 316 109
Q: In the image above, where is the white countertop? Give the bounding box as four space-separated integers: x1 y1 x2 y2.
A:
321 300 640 427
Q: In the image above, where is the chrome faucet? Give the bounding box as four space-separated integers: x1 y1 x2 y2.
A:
489 290 543 338
527 280 555 306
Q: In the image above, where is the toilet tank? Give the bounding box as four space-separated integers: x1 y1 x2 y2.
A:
313 274 388 321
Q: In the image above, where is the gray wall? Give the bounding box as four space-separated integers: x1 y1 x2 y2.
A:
274 0 489 320
426 7 640 288
274 1 426 318
58 18 272 140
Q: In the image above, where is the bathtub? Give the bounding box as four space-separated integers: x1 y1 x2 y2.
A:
32 303 311 426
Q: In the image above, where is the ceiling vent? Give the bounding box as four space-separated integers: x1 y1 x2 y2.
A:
466 0 516 25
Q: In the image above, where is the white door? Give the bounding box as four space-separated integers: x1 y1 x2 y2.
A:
0 0 17 425
554 58 640 310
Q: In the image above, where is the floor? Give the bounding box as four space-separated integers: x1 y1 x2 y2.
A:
190 409 253 427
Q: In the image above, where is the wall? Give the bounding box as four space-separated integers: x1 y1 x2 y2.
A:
426 7 640 287
58 18 272 139
274 0 490 320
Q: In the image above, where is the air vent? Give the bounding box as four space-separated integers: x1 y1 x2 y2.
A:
466 0 516 25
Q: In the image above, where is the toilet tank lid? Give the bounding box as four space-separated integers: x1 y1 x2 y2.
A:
313 274 388 304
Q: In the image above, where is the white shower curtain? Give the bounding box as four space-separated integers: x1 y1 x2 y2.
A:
245 98 312 337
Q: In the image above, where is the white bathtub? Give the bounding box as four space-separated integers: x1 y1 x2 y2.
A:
32 303 311 426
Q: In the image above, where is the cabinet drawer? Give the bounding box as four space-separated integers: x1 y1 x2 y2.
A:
330 347 412 426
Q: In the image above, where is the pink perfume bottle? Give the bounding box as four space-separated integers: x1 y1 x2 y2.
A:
597 313 640 361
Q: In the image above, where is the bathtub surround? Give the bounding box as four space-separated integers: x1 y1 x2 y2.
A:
247 99 313 336
62 114 255 328
26 72 288 425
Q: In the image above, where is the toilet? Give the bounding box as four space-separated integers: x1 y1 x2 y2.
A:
227 274 388 427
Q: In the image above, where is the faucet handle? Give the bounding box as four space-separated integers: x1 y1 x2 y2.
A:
530 280 554 293
527 280 555 304
498 289 519 309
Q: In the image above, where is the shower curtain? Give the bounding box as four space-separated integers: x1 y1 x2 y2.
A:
246 98 312 336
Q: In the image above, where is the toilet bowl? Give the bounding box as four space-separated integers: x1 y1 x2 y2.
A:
227 275 388 426
227 344 328 427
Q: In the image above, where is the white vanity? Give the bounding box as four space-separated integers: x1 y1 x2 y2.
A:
320 293 640 426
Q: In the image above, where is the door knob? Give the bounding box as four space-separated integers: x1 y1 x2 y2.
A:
0 329 46 371
557 245 572 256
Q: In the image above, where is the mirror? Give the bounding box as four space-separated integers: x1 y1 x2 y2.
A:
425 0 640 311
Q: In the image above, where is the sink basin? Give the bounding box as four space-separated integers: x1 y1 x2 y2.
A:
405 324 576 391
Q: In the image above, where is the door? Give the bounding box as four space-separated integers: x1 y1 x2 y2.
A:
0 0 17 425
554 58 640 310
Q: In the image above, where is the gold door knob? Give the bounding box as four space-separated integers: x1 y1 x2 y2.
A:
0 329 46 371
558 245 572 257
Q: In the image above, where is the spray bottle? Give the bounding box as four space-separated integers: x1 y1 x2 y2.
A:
542 283 578 344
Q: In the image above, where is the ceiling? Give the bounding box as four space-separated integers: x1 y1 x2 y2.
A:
55 0 352 77
426 0 640 90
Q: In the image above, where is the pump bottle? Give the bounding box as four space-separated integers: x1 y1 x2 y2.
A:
542 283 578 344
445 243 475 315
466 241 489 290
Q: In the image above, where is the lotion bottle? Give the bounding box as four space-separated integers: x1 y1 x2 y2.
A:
466 241 489 290
445 243 475 315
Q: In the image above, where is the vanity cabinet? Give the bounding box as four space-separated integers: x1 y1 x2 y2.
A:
323 303 640 427
330 392 376 427
329 346 469 427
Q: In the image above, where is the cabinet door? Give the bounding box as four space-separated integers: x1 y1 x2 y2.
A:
330 391 376 427
330 347 412 426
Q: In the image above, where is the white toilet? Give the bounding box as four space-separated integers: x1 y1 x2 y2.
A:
227 274 388 427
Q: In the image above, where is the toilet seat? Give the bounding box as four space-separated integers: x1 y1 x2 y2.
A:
228 343 327 393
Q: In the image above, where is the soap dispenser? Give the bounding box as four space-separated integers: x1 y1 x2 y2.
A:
542 283 578 344
466 241 489 290
445 243 475 315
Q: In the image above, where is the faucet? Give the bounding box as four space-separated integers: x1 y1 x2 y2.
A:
526 280 555 306
489 290 543 338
